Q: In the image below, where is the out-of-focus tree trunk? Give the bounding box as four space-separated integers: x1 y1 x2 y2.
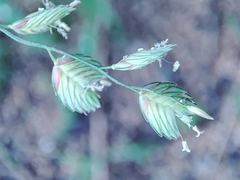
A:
89 110 109 180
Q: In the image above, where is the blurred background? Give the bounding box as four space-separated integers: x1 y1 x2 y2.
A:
0 0 240 179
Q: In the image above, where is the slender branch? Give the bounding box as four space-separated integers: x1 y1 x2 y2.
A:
0 25 141 93
0 24 10 28
100 66 112 70
47 50 56 63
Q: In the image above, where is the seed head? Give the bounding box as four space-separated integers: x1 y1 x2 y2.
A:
51 55 106 114
111 40 176 70
9 3 78 36
138 82 214 152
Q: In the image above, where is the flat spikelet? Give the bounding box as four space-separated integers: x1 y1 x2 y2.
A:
9 5 76 35
139 82 213 140
111 40 175 70
52 55 105 114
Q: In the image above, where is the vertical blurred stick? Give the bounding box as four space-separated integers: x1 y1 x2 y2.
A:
211 81 240 179
89 110 109 180
80 1 114 179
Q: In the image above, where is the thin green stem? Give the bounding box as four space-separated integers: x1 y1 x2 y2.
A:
0 25 141 93
100 66 112 70
0 24 9 28
47 50 56 63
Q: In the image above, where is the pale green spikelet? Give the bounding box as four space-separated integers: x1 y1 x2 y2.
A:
139 82 214 152
111 39 176 70
52 55 106 114
8 3 78 35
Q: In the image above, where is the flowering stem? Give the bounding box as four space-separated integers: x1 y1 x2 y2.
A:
0 24 10 28
0 25 141 93
47 50 57 63
100 66 112 70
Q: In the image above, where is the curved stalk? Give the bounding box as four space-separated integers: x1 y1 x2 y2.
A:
0 25 141 93
100 66 112 70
